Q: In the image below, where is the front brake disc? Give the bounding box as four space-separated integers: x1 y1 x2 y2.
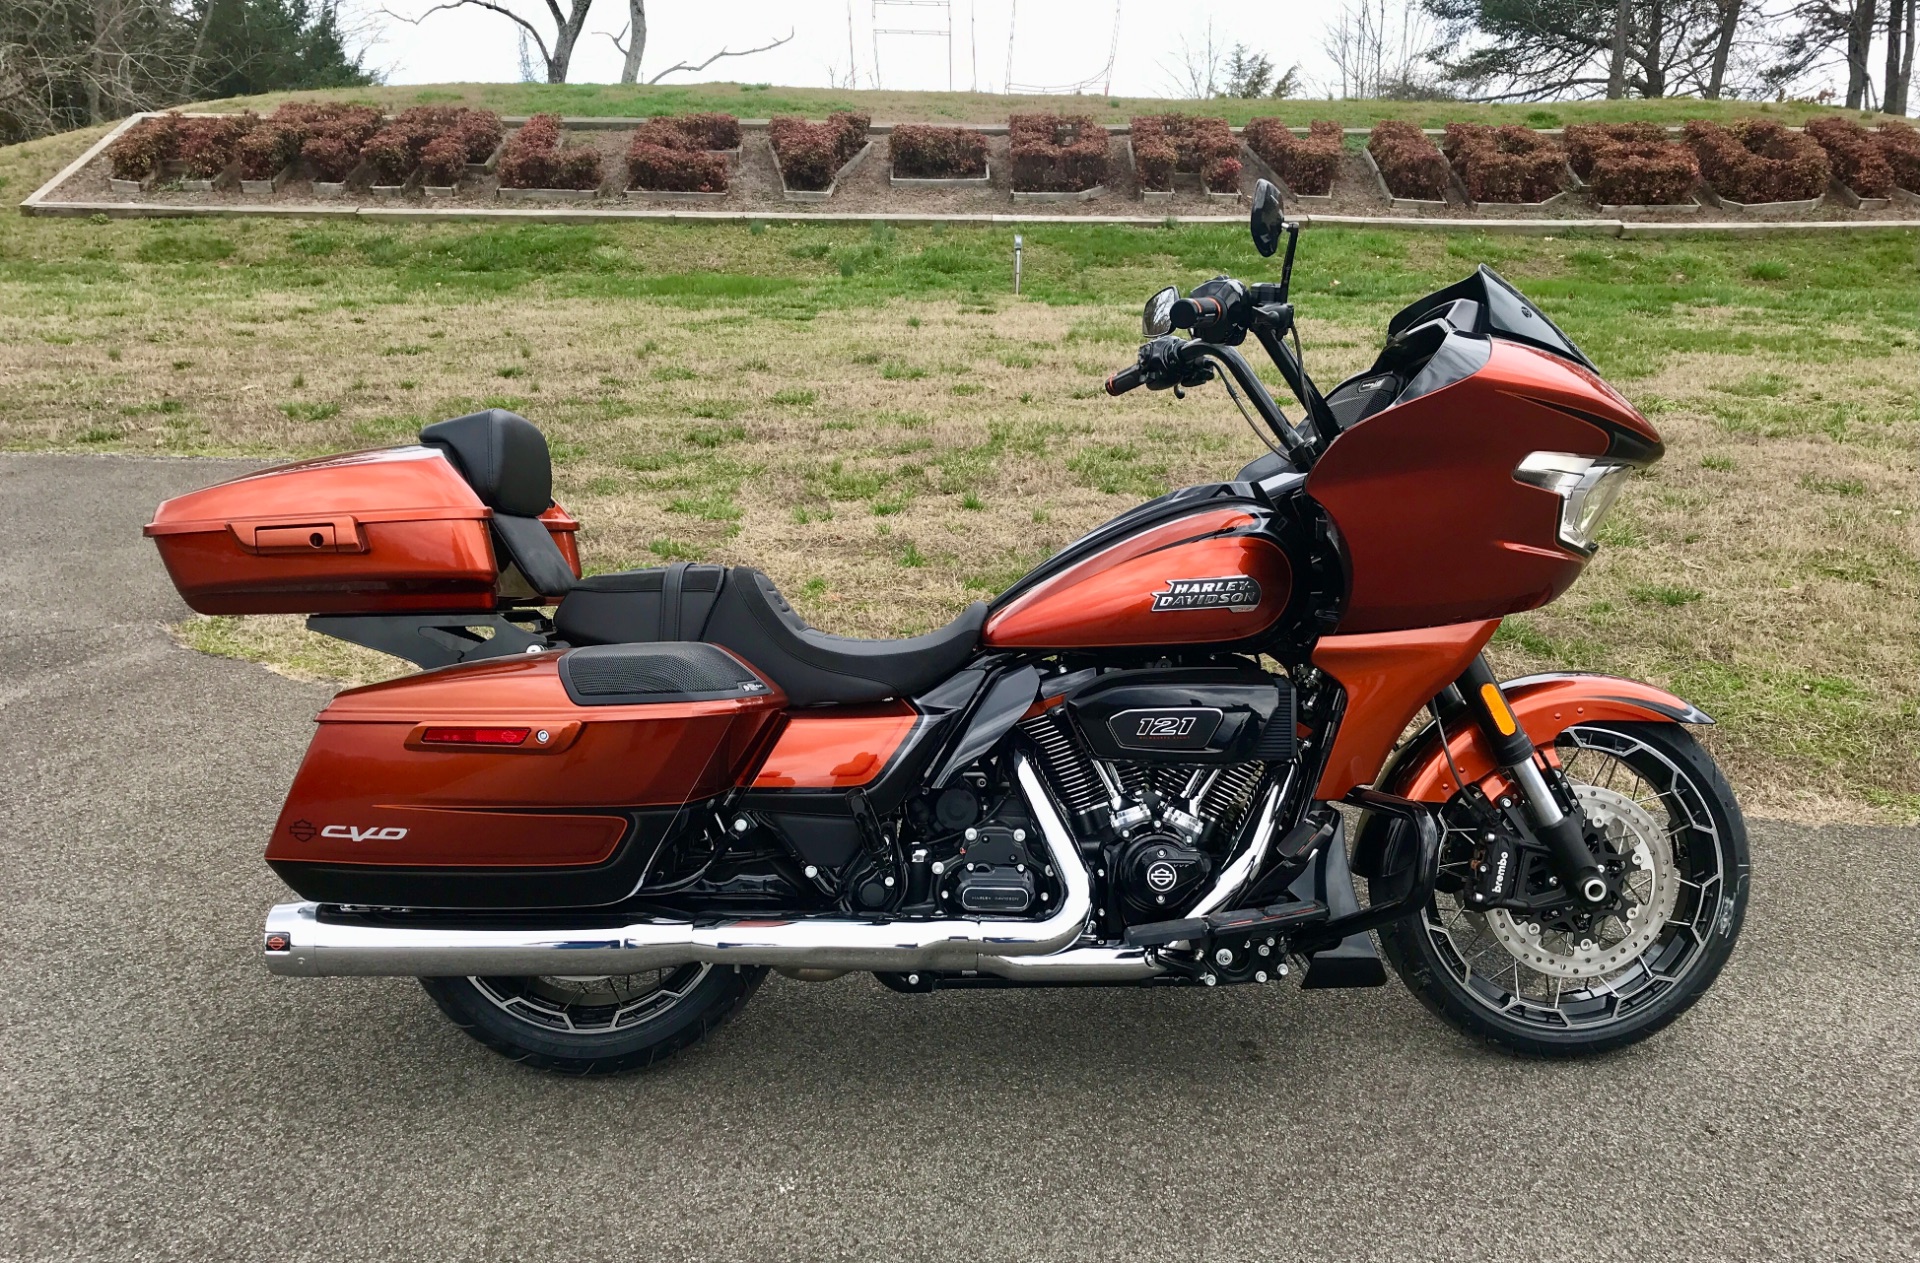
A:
1483 784 1679 980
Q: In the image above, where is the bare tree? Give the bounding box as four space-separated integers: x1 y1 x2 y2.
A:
1705 0 1744 96
1325 0 1435 99
400 0 596 84
604 3 790 87
1607 0 1633 95
1161 20 1223 99
1888 0 1915 112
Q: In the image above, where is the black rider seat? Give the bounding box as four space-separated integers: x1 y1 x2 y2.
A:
556 563 986 707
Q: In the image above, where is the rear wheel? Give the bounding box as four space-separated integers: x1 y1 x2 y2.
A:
421 964 766 1075
1374 721 1749 1057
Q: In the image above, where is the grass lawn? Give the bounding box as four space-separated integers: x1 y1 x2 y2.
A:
40 79 1890 130
4 120 1916 822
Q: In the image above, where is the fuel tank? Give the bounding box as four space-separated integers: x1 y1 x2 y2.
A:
983 493 1293 650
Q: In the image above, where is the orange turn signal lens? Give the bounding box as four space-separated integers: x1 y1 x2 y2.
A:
419 726 531 746
1479 683 1519 737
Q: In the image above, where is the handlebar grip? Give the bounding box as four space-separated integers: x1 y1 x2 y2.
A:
1105 364 1145 395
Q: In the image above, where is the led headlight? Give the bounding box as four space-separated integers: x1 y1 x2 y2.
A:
1513 452 1634 554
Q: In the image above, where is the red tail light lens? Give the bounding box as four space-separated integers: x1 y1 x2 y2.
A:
419 726 531 746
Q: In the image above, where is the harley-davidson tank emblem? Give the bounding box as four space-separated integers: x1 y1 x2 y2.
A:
1151 576 1262 612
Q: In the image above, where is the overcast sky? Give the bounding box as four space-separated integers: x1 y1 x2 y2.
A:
356 0 1871 105
362 0 1362 98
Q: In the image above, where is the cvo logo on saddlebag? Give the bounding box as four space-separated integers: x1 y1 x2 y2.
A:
1151 575 1261 613
316 823 409 842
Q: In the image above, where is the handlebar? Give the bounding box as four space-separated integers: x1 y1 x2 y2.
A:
1107 336 1317 467
1104 363 1145 396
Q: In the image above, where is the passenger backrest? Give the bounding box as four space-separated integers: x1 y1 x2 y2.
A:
421 410 574 598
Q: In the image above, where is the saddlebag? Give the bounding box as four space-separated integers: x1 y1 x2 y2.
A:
265 644 784 909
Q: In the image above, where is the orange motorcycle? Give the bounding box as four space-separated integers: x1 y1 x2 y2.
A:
148 182 1747 1072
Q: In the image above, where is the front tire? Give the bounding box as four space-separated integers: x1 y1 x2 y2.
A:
421 964 767 1075
1373 721 1750 1058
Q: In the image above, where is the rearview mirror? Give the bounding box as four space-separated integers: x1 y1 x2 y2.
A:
1142 286 1178 336
1250 179 1284 257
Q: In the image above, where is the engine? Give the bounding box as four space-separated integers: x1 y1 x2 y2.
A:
1018 664 1294 932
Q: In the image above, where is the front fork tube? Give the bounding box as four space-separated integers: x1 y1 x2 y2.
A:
1454 657 1613 906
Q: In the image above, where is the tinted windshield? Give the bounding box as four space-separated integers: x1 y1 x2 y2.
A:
1386 265 1595 371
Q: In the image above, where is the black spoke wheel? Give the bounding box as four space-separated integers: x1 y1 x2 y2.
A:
1372 721 1750 1057
421 963 767 1076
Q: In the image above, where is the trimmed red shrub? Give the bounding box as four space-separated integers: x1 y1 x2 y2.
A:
1804 115 1894 198
1367 120 1449 200
890 124 989 179
1564 122 1667 179
1587 143 1699 205
453 111 504 163
498 113 602 191
301 135 358 183
360 124 418 185
1130 114 1236 191
769 112 870 190
1009 113 1111 192
1875 119 1920 192
673 112 741 151
175 114 256 178
418 134 468 187
1204 156 1242 193
1443 123 1563 204
1128 113 1236 189
1685 119 1829 204
1129 121 1176 191
626 117 729 191
236 124 300 180
107 114 180 181
1244 118 1342 196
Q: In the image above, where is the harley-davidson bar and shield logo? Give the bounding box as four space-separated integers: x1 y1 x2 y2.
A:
1151 576 1262 612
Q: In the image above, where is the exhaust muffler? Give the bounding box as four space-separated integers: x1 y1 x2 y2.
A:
264 756 1092 979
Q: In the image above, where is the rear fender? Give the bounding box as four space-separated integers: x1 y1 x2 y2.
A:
1388 672 1712 804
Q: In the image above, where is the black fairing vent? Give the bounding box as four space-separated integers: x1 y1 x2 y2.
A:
559 643 771 705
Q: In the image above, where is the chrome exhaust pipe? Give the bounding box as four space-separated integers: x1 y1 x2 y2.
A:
264 755 1091 979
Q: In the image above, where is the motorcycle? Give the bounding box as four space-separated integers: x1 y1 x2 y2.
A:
146 181 1749 1073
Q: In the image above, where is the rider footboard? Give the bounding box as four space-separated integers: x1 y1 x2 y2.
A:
265 645 785 909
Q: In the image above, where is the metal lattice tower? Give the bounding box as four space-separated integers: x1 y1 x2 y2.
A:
872 0 954 91
1005 0 1123 96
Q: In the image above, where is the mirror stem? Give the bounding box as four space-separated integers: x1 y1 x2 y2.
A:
1278 222 1300 303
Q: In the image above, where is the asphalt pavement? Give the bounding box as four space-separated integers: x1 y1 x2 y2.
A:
1 452 1915 1263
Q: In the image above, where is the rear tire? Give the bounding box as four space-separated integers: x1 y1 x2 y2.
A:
421 964 767 1076
1372 721 1749 1058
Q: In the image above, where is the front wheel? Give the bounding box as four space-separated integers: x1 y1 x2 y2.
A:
1373 721 1750 1058
421 964 767 1075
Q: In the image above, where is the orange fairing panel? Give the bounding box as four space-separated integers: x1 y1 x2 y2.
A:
540 502 583 578
751 703 920 789
984 508 1292 649
1311 619 1501 799
1392 674 1711 803
267 653 784 869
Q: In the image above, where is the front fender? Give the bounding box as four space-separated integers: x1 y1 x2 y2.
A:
1386 673 1712 804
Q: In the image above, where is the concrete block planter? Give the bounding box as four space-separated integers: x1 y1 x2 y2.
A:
466 142 504 177
624 187 728 203
1237 144 1332 208
312 161 369 198
238 165 294 196
108 175 157 194
1012 184 1106 204
889 163 990 189
773 138 874 202
422 184 459 199
497 186 600 202
1458 187 1574 212
175 161 235 193
1894 186 1920 206
1828 179 1891 211
1598 198 1700 214
1361 147 1449 211
1703 187 1824 215
1207 188 1241 204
